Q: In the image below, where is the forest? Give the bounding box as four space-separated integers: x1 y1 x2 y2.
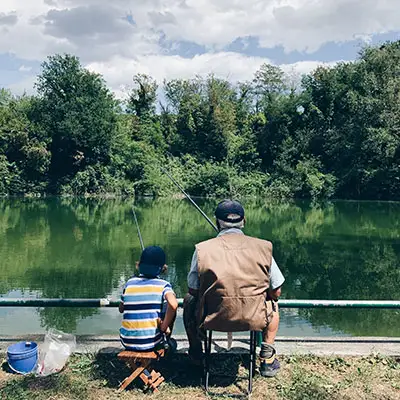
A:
1 41 399 200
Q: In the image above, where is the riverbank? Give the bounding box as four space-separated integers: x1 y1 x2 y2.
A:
1 352 399 400
2 335 400 356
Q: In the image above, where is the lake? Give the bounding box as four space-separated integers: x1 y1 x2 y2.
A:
1 197 399 337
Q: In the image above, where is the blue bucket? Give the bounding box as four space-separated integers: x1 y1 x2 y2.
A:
7 341 38 375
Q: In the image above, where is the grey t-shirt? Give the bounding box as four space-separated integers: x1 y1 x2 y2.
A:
187 228 285 290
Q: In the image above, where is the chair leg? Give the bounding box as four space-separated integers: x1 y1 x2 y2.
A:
248 331 257 394
204 330 212 392
118 359 150 393
251 331 257 377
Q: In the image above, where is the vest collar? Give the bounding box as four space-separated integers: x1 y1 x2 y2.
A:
217 228 244 237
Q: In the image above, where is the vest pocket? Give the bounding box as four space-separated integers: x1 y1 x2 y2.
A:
203 294 267 332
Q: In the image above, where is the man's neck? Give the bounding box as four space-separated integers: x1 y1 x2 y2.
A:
218 227 244 236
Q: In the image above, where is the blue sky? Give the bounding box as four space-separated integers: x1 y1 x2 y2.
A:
1 0 399 97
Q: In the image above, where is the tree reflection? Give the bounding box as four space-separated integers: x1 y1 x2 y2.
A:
1 198 399 335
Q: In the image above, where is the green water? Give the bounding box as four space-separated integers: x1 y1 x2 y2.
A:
1 198 399 337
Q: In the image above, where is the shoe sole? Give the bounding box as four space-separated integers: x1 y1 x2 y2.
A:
260 369 279 378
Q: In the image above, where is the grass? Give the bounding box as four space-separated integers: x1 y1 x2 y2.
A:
1 352 399 400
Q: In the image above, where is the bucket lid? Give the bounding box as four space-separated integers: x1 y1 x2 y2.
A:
7 341 38 355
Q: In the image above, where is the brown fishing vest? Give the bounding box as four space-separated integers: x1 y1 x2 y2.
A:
196 233 272 332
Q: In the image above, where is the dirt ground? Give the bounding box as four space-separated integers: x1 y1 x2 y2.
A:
1 352 400 400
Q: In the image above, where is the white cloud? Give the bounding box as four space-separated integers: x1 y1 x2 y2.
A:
86 53 340 99
7 74 37 95
18 65 32 72
6 52 341 98
0 1 60 60
0 11 18 26
1 0 400 62
280 60 340 76
263 0 400 53
0 0 397 95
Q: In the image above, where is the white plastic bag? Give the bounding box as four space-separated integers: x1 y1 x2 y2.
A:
36 329 76 376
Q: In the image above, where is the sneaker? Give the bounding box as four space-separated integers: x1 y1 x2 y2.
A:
260 357 280 377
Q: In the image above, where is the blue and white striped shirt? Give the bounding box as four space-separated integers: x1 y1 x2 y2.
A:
120 276 174 351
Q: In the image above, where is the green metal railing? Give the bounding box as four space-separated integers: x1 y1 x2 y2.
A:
3 298 399 347
1 298 400 309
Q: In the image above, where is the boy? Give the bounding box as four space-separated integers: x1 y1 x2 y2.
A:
119 246 178 351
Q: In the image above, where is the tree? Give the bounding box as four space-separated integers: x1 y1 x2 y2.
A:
199 75 237 162
1 41 400 199
0 91 50 194
302 42 400 199
126 74 166 152
163 77 204 156
127 74 157 118
252 63 287 112
32 54 118 193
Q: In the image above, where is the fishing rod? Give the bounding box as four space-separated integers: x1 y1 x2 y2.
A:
160 167 233 349
131 204 169 350
132 205 145 251
160 166 218 233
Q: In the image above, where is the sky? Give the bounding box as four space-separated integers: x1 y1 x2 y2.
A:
0 0 399 98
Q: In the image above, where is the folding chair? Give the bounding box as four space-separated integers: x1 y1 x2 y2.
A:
204 331 258 395
117 349 165 393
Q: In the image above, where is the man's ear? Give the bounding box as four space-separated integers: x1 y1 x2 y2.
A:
135 261 139 274
161 264 168 273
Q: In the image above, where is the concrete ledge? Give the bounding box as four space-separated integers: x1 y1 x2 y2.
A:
1 335 400 356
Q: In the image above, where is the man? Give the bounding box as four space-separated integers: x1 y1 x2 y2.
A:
183 199 284 377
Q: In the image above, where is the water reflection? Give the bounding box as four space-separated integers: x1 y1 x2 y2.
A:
1 198 399 336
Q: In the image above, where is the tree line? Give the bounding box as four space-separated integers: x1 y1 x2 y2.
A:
1 41 399 200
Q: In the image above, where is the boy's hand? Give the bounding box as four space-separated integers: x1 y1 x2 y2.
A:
157 318 171 335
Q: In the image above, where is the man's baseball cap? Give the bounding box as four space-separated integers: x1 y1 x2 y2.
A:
139 246 166 277
215 199 245 223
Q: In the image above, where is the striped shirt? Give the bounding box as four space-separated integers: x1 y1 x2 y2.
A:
120 276 174 351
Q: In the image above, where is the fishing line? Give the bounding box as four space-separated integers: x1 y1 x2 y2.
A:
160 166 218 233
131 204 169 350
132 205 145 251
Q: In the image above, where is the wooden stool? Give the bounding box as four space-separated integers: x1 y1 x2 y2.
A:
117 349 165 393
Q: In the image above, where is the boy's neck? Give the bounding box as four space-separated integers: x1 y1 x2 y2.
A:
139 274 159 279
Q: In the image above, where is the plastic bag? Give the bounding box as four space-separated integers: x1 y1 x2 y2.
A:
36 329 76 376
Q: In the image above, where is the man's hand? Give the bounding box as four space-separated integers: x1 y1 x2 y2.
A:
268 286 282 301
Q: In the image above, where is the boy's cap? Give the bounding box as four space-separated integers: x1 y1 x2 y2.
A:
215 199 245 223
139 246 166 277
